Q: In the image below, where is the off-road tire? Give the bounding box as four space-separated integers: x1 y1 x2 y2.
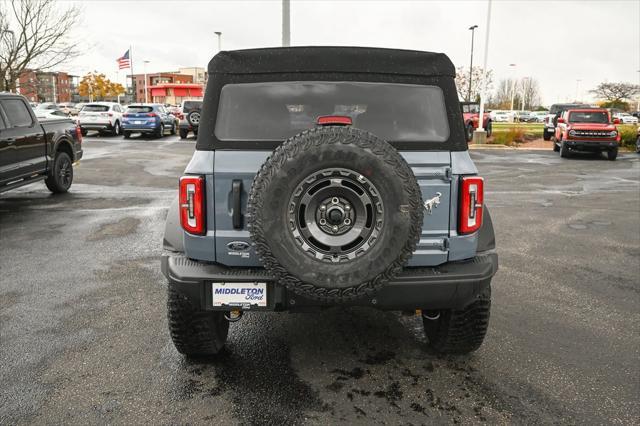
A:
179 128 188 139
248 126 423 303
543 129 551 141
560 140 571 158
423 285 491 354
167 283 229 356
607 148 618 161
187 110 201 127
465 123 474 142
45 151 73 193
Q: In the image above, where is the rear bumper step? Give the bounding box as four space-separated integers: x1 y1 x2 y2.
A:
161 251 498 311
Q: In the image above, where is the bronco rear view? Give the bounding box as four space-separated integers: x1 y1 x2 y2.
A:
161 47 498 356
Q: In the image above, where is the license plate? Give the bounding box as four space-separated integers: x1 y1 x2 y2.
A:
212 282 267 307
134 120 143 124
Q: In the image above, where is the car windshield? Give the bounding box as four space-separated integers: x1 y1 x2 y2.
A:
82 105 109 112
215 81 450 142
568 111 609 123
126 106 154 113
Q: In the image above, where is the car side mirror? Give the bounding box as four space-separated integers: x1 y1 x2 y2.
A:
557 117 565 123
613 118 620 124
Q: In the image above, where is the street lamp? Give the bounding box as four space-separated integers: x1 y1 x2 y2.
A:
509 63 517 113
143 60 150 103
476 0 492 136
214 31 222 53
467 25 478 102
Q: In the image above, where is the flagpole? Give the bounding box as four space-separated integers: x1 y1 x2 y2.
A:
129 45 135 103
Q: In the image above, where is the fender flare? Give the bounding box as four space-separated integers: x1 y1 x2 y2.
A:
52 137 76 162
163 197 184 252
477 205 496 252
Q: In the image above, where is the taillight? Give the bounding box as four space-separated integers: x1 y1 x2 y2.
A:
75 125 82 143
179 176 205 235
146 113 157 117
458 176 483 234
123 113 130 117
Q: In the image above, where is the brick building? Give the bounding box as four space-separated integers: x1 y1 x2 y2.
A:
17 70 71 103
130 72 194 103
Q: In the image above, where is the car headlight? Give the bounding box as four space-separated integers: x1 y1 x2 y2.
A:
569 130 576 136
609 131 617 137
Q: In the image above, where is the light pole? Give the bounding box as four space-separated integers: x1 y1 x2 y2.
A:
476 0 492 139
509 63 517 113
520 77 529 110
282 0 290 47
575 79 581 102
214 31 222 53
467 25 478 102
143 60 150 103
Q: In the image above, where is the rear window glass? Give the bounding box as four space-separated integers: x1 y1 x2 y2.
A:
1 99 33 127
215 82 450 142
82 105 109 112
462 104 479 113
568 111 609 123
126 106 153 113
183 101 202 112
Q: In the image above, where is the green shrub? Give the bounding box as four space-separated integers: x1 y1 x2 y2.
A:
618 125 638 149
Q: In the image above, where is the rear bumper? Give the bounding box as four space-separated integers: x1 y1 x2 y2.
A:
161 250 498 312
80 122 113 130
565 140 618 150
122 124 158 133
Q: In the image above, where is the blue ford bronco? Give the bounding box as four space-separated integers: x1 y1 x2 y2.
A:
161 47 498 356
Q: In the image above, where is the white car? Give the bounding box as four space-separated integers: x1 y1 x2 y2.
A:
492 111 512 122
78 102 125 136
34 109 70 120
613 112 638 124
529 111 549 123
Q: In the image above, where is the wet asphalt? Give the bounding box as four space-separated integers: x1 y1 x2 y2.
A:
0 133 639 425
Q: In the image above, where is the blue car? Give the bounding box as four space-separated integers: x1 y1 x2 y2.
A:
122 104 176 138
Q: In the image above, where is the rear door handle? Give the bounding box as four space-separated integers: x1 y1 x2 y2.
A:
232 179 243 229
6 138 16 145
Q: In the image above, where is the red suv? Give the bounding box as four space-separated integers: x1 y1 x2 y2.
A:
553 108 620 160
461 102 492 142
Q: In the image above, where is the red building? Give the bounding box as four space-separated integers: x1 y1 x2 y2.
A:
17 69 71 103
149 83 203 104
130 72 194 103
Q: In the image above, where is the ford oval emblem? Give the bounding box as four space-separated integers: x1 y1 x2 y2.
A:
227 241 251 252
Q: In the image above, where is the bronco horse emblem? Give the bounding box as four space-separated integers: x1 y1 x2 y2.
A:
423 192 442 215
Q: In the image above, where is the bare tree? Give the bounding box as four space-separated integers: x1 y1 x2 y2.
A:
590 82 640 103
455 66 493 102
0 0 81 92
489 77 542 110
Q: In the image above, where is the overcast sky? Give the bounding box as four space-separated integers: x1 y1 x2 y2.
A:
63 0 640 106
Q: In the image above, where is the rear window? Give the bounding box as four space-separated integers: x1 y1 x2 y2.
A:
568 111 609 123
182 101 202 112
462 104 479 113
83 105 109 112
215 82 450 143
126 106 154 113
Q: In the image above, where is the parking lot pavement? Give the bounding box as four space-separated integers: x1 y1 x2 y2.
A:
1 136 638 424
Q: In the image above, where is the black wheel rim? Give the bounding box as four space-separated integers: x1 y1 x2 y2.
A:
58 157 72 188
288 168 383 263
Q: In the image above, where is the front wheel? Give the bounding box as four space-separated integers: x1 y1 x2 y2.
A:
543 129 551 141
167 282 229 356
422 285 491 354
607 148 618 161
560 140 571 158
45 151 73 193
465 123 474 142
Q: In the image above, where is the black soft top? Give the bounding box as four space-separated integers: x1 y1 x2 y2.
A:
208 46 456 77
198 47 467 151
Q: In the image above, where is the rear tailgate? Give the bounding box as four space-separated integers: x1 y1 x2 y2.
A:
212 150 451 267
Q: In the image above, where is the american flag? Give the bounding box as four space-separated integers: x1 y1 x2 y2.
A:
117 50 130 69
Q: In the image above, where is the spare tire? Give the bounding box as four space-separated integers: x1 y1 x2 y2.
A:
248 126 423 302
187 110 201 127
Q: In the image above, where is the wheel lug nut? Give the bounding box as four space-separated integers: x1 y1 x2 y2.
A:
331 197 339 204
319 218 327 225
344 219 351 225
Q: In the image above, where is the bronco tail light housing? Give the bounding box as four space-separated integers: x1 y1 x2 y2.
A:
179 176 206 235
459 176 484 235
75 125 83 143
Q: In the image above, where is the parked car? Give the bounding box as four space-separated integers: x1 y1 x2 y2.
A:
543 103 591 140
460 101 492 141
529 111 549 123
57 102 79 116
491 111 512 123
122 103 177 138
34 109 70 120
77 102 124 136
516 111 534 122
0 93 83 193
553 108 620 160
33 102 60 113
161 47 499 357
177 100 203 139
612 112 638 124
